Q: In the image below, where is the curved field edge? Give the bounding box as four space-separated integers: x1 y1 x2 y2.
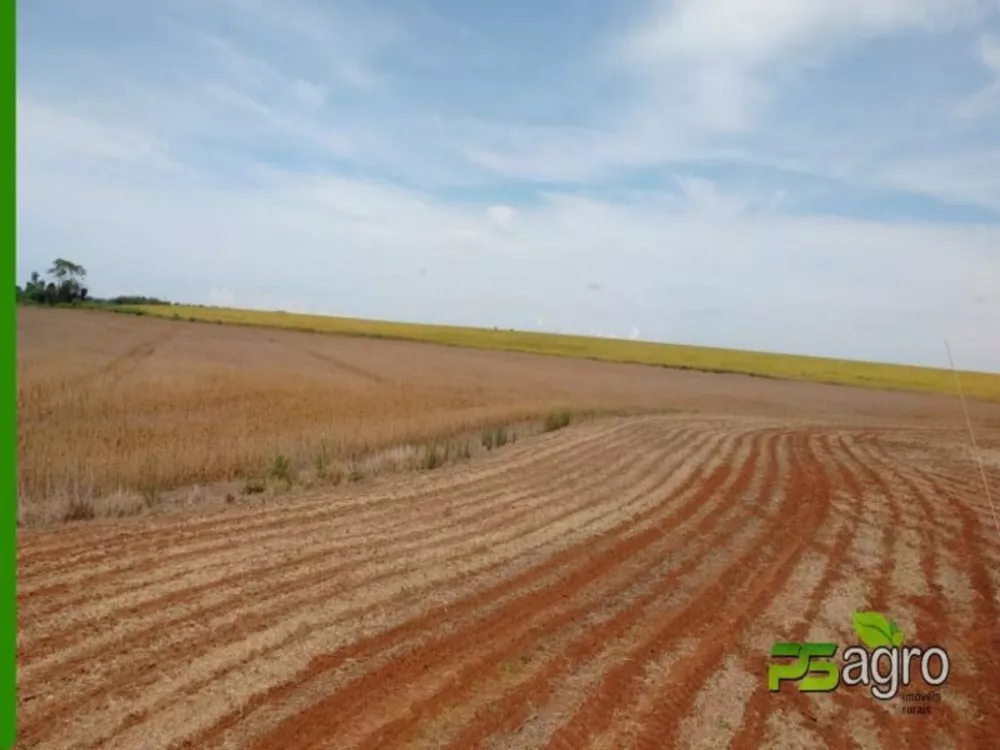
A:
16 405 661 528
108 303 1000 403
15 416 1000 749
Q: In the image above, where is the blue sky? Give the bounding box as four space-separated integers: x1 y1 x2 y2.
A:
15 0 1000 371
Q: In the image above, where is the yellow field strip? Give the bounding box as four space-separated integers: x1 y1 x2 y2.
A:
121 304 1000 402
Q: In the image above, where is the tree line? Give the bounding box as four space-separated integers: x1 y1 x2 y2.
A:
16 258 173 306
17 258 89 305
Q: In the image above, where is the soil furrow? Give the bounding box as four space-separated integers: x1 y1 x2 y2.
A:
728 431 866 749
422 431 787 750
792 432 904 746
19 421 687 656
18 418 655 589
908 471 1000 749
176 429 753 750
18 416 665 571
855 436 975 747
17 423 698 730
100 429 739 750
19 407 1000 750
332 431 781 750
238 430 764 750
525 433 790 750
617 430 830 750
17 424 736 748
178 430 738 750
543 429 819 749
837 436 902 613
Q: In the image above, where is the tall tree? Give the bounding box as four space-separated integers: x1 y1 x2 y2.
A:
47 259 86 283
19 260 89 305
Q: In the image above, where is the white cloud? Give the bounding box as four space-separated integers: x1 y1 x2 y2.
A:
675 177 751 219
878 150 1000 210
187 28 327 110
458 1 1000 183
205 0 399 91
290 79 325 108
982 32 1000 71
17 114 1000 369
208 286 236 307
487 205 515 229
617 0 988 99
16 99 177 170
622 0 983 67
183 28 277 89
955 34 1000 120
14 0 1000 372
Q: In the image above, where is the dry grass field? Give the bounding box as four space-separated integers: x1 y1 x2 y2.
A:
123 303 1000 402
13 307 658 522
16 305 1000 749
24 306 998 525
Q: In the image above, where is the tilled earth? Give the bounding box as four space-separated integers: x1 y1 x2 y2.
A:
16 414 1000 749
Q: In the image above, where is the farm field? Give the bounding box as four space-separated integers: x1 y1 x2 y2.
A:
121 303 1000 402
22 306 998 525
16 305 1000 748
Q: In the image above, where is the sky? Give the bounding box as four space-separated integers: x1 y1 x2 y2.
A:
15 0 1000 372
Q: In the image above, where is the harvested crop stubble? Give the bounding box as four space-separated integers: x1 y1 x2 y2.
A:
16 307 660 519
124 303 1000 402
16 415 1000 749
17 306 1000 524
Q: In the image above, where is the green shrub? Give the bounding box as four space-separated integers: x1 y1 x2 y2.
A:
313 447 331 479
269 453 293 484
543 409 572 432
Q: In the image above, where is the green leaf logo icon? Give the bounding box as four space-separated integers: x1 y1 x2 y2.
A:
852 611 901 649
889 620 905 647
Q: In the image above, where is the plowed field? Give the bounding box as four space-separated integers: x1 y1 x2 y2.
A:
16 415 1000 749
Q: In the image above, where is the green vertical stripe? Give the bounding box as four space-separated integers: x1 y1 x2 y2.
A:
2 0 16 746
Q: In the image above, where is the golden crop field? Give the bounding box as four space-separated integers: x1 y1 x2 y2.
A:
14 306 693 524
17 304 1000 749
18 305 1000 528
125 303 1000 402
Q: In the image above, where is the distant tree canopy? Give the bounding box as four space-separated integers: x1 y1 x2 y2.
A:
16 260 178 307
17 258 89 305
105 295 174 306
